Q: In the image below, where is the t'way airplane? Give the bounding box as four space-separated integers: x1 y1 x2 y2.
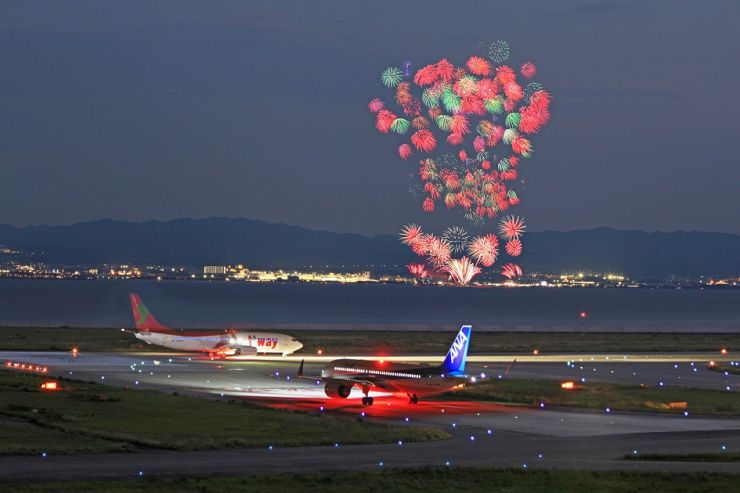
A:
128 294 303 358
299 325 473 405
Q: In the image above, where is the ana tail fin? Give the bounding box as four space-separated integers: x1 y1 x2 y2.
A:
442 325 472 375
129 293 170 333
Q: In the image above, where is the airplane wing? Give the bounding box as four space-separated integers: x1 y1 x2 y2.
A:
213 342 257 356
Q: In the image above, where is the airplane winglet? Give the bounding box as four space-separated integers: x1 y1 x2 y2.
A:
297 359 305 378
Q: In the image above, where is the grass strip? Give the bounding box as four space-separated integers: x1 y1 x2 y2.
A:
448 378 740 415
1 326 738 354
624 452 740 462
0 369 448 455
2 467 739 493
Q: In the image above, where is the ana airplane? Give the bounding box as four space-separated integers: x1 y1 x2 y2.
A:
299 325 473 405
128 293 303 358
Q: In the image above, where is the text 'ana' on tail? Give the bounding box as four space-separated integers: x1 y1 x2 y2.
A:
129 293 170 332
442 325 472 375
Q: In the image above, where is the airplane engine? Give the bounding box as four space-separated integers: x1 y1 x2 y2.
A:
237 346 258 356
324 382 352 399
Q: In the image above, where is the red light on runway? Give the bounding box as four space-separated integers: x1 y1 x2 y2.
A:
561 381 575 390
316 349 323 355
251 396 507 418
720 348 729 355
71 346 79 358
532 349 539 356
579 311 588 319
4 360 49 373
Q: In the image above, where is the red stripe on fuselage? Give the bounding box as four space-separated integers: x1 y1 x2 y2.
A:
138 329 233 337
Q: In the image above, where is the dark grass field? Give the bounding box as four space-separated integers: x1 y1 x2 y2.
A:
449 378 740 416
1 326 738 354
0 370 449 455
2 467 738 493
624 452 740 462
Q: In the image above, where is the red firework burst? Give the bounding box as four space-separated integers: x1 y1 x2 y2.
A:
447 132 464 146
505 238 523 257
466 56 492 77
493 64 513 83
450 114 471 135
501 262 523 279
427 237 452 266
411 129 437 152
375 110 396 133
520 62 537 79
398 144 413 160
504 82 523 102
400 224 424 245
412 116 429 129
460 96 486 115
422 197 435 212
477 78 497 98
407 263 429 279
411 234 432 255
499 215 526 240
511 136 532 156
519 91 551 134
468 234 499 267
473 136 486 153
368 98 384 113
435 59 455 81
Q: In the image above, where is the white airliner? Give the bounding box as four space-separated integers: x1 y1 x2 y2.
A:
299 325 473 405
128 294 303 358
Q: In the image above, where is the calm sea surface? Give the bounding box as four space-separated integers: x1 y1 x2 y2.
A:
0 279 738 332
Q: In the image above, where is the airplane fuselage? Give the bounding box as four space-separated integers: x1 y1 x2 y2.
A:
135 330 302 356
321 358 467 396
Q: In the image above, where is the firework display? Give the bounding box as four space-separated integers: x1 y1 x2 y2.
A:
370 41 552 284
406 263 429 279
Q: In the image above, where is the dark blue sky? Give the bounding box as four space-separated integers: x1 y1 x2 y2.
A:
2 1 739 235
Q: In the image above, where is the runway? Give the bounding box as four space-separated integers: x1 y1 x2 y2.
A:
2 350 737 397
1 350 739 480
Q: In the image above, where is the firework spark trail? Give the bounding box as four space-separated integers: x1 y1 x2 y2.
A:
442 257 482 285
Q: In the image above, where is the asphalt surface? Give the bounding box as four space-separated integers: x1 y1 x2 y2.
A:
1 350 739 480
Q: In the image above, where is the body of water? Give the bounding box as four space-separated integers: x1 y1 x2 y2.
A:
0 279 737 332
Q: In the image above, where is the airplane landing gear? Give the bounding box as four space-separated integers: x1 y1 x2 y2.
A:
361 386 374 406
407 394 419 404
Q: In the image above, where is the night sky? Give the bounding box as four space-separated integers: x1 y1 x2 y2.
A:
2 1 739 235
